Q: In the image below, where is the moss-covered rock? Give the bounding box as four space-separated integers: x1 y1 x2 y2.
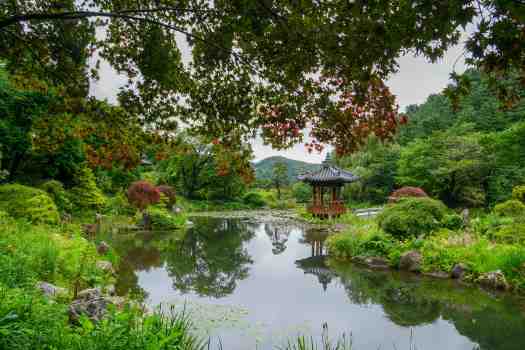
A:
0 184 60 224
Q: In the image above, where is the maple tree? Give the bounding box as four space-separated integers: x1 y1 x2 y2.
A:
1 1 523 154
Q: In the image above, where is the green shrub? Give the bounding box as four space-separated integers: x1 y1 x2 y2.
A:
471 213 514 237
147 207 186 230
39 180 72 213
242 191 266 208
69 167 107 210
104 191 135 216
269 199 296 209
0 210 11 223
493 199 525 217
377 198 448 240
292 182 312 203
512 185 525 203
0 184 60 224
441 213 464 230
493 223 525 244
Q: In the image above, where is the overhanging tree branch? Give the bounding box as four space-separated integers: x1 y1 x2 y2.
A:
0 8 263 75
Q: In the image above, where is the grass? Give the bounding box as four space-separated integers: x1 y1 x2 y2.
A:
0 212 205 350
279 333 352 350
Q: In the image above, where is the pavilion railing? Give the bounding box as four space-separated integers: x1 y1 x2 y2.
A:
307 200 346 217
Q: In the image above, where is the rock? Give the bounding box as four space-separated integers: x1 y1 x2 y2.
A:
77 287 102 301
82 223 97 237
96 260 114 274
451 263 468 279
107 296 126 308
96 241 110 255
69 296 111 324
69 287 112 324
399 250 422 272
36 281 67 298
423 271 449 279
478 270 509 290
105 284 116 296
462 208 470 226
353 256 389 269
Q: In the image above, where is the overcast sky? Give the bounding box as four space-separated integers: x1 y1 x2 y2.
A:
90 35 467 164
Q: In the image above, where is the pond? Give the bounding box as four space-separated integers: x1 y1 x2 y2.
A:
103 216 525 350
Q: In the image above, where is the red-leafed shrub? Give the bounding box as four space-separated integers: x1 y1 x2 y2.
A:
127 181 160 211
157 185 176 208
388 187 428 203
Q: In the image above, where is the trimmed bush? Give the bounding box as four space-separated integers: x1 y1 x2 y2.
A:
442 214 464 230
39 180 72 213
0 184 60 224
388 186 428 203
512 185 525 204
242 191 266 208
378 198 448 240
493 199 525 218
69 167 106 210
147 207 186 230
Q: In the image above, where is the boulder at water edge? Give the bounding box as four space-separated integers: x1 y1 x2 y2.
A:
478 270 509 290
451 263 468 279
399 251 422 272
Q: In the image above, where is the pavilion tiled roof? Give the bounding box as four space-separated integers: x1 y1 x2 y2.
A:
297 162 359 184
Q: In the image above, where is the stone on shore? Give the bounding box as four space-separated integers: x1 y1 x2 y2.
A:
399 251 422 272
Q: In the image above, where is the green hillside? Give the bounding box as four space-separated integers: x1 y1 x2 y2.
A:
253 156 320 183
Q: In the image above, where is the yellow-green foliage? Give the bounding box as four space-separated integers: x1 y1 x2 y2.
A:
493 223 525 244
146 206 186 230
494 199 525 217
0 218 112 289
69 167 106 210
39 180 72 213
0 184 60 224
512 185 525 203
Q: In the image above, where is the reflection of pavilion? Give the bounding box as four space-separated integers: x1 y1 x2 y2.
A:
295 229 336 291
295 256 335 291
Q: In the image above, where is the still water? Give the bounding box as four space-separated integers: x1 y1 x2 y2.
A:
105 216 525 350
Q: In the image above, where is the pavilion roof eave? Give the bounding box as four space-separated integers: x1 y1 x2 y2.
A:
297 164 359 185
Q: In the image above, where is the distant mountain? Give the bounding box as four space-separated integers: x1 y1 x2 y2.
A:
253 156 320 183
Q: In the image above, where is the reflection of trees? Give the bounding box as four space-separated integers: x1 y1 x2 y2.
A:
300 228 329 257
163 217 255 298
329 262 525 350
105 231 171 300
264 222 291 255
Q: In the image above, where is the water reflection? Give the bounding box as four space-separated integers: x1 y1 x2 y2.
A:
264 222 291 255
330 262 525 350
163 218 254 297
296 228 335 291
103 217 525 350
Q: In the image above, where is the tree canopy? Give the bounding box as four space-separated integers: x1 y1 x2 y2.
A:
1 0 523 154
